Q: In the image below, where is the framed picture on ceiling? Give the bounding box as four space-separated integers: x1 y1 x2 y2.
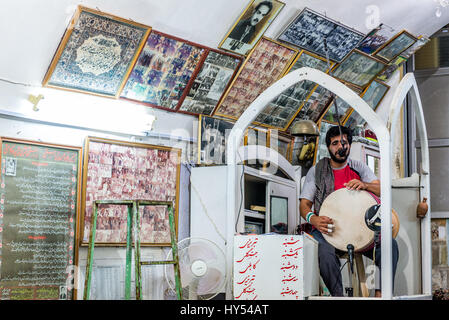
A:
253 50 335 130
376 56 407 82
373 30 417 63
120 30 206 111
331 50 386 89
277 7 364 63
321 96 353 125
42 6 151 98
197 115 236 165
357 23 396 55
213 37 298 121
177 50 243 116
80 137 181 246
290 84 334 124
361 79 389 110
219 0 286 56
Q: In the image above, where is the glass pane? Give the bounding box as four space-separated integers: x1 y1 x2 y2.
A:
270 196 288 234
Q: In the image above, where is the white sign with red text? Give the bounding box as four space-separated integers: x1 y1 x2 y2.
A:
233 235 304 300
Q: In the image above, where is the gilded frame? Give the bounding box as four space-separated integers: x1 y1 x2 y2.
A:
373 30 417 63
218 0 286 56
252 49 335 130
80 136 181 247
42 6 151 99
331 49 386 89
213 36 299 121
0 137 82 300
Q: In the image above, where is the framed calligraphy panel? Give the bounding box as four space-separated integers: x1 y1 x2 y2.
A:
0 137 82 300
43 6 151 98
81 137 181 246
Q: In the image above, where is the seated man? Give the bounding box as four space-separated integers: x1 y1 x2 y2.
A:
299 125 399 297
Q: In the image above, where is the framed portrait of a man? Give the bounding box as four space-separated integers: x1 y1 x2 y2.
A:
277 7 364 63
331 50 386 89
373 30 417 63
219 0 285 56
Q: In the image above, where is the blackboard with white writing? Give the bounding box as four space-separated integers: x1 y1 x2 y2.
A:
0 138 81 300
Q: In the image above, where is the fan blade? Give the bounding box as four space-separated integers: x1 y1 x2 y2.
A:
195 267 225 295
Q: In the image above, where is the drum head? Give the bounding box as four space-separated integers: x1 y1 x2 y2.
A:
320 188 377 252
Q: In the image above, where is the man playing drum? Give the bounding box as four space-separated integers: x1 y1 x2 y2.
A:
299 125 399 297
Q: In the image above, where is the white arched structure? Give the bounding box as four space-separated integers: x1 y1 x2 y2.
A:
387 73 431 298
225 67 395 299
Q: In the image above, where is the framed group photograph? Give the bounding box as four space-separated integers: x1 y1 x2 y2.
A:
373 30 417 62
361 80 389 110
357 23 396 55
214 37 299 121
81 137 181 246
331 50 386 88
252 50 334 130
277 7 364 63
219 0 285 56
177 50 243 116
290 84 334 124
120 30 206 111
197 115 236 165
42 6 151 98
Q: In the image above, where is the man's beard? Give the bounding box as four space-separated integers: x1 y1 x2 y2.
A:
329 148 348 163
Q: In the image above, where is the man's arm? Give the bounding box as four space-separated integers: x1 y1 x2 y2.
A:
300 198 334 235
344 179 380 197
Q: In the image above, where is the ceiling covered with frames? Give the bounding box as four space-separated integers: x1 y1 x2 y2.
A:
0 0 448 136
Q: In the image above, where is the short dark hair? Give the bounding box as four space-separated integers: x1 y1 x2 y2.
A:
325 125 353 147
255 1 273 14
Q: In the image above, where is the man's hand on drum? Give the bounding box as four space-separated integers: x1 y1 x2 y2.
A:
344 179 367 191
310 215 334 235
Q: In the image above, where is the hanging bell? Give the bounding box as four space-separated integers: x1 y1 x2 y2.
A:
416 197 428 219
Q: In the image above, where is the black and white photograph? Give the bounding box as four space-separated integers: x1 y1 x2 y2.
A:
253 50 333 129
331 50 386 88
277 7 364 62
374 30 417 62
178 51 242 115
219 0 285 56
5 157 17 176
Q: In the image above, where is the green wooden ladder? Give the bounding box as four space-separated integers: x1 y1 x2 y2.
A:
83 200 183 300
